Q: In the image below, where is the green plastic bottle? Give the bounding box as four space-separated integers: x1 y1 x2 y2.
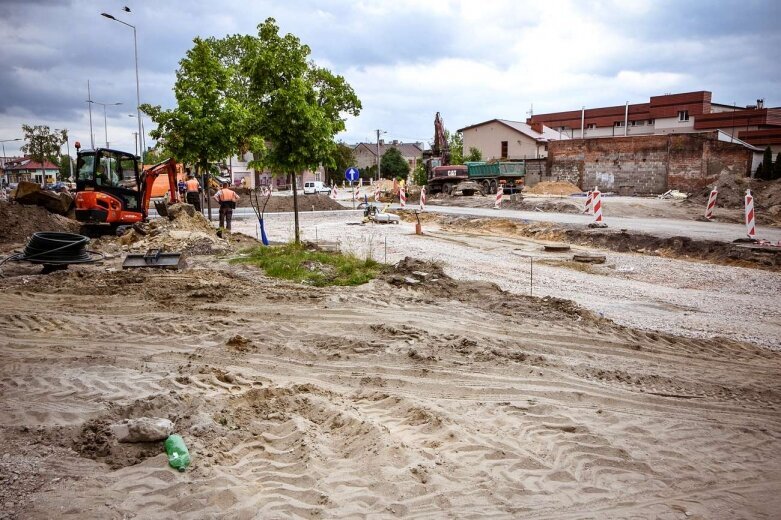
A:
164 434 191 472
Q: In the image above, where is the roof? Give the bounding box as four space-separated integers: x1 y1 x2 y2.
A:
3 157 60 171
457 119 569 142
353 142 424 158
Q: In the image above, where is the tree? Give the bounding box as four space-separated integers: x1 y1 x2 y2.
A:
465 147 483 162
243 18 361 242
755 161 764 179
447 130 464 165
380 147 410 180
411 159 427 187
774 152 781 181
141 37 247 205
20 125 65 184
56 155 73 181
761 146 773 180
324 142 355 185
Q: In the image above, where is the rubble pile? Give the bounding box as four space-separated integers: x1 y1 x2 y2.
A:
117 204 256 256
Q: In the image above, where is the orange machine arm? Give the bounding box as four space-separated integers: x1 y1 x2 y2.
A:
140 158 179 217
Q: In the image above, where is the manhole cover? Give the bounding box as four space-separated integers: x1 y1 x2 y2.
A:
544 244 571 252
573 254 606 264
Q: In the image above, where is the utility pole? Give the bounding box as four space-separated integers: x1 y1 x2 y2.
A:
132 132 139 157
375 129 386 181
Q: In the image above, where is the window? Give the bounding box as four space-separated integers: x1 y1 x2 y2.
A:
587 123 596 129
614 121 624 127
678 110 689 121
631 120 644 127
501 141 508 159
648 119 655 125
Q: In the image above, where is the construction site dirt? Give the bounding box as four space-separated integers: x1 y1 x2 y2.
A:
1 199 780 519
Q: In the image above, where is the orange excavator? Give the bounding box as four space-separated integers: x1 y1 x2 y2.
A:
74 145 179 230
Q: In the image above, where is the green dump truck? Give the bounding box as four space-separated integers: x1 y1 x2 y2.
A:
465 161 526 194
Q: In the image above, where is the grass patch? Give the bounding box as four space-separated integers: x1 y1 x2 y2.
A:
231 243 383 286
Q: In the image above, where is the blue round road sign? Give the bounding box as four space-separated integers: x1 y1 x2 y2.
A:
345 167 359 182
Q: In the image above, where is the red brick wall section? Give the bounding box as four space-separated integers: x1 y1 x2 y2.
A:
547 133 751 195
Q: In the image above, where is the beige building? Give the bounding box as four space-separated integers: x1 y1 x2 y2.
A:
458 119 568 161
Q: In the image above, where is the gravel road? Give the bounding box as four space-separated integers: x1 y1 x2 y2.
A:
233 212 781 349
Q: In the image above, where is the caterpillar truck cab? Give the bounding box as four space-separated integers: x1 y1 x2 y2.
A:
74 144 179 232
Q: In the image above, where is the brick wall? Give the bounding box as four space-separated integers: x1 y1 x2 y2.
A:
547 133 752 194
523 158 547 187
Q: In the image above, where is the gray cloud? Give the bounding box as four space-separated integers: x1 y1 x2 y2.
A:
0 0 778 156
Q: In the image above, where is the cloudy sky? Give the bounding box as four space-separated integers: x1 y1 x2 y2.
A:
1 0 779 157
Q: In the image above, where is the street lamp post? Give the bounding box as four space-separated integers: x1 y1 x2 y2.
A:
102 12 142 167
87 100 122 148
1 138 22 186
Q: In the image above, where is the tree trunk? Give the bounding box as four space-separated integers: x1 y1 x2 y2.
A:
201 159 212 221
291 171 300 244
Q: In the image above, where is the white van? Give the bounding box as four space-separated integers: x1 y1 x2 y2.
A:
303 181 330 195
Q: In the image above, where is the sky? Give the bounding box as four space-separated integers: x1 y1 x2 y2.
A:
1 0 779 158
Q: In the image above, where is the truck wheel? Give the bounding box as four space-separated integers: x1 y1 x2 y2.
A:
490 180 498 194
443 183 452 195
482 181 490 195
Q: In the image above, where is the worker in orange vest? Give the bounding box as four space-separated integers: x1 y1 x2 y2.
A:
213 182 240 230
185 170 202 211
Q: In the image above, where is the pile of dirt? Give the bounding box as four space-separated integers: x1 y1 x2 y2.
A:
689 174 781 211
238 194 346 212
525 181 582 196
384 257 600 322
0 201 80 245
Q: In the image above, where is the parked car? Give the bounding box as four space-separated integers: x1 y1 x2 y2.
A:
303 181 331 195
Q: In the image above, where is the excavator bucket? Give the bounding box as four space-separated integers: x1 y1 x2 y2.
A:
122 249 184 269
153 200 169 218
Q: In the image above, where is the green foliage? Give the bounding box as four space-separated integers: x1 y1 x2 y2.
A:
360 164 377 180
324 142 355 185
411 159 427 186
141 38 247 176
756 161 764 179
21 125 65 177
762 146 773 180
380 147 409 180
465 147 483 162
448 130 464 165
232 243 382 286
56 154 73 180
774 152 781 180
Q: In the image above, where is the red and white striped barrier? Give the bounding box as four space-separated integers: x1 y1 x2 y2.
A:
705 186 718 220
584 190 593 214
400 186 407 208
494 185 503 209
592 188 603 223
745 189 756 239
374 187 381 202
420 186 426 211
330 186 337 199
353 184 359 200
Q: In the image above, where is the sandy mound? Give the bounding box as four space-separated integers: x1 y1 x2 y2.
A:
525 181 582 196
0 201 80 245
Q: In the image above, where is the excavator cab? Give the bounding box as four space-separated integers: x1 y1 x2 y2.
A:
75 147 179 229
75 148 142 225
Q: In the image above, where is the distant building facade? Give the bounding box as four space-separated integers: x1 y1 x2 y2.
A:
458 119 569 161
352 141 424 174
527 91 781 163
3 157 59 185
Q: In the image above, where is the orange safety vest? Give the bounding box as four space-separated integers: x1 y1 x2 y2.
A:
216 188 237 202
186 178 200 192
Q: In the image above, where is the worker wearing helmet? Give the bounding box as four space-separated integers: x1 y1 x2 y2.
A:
185 169 202 211
214 182 239 230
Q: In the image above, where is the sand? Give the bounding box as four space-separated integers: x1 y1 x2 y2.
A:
1 247 780 518
524 180 582 196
